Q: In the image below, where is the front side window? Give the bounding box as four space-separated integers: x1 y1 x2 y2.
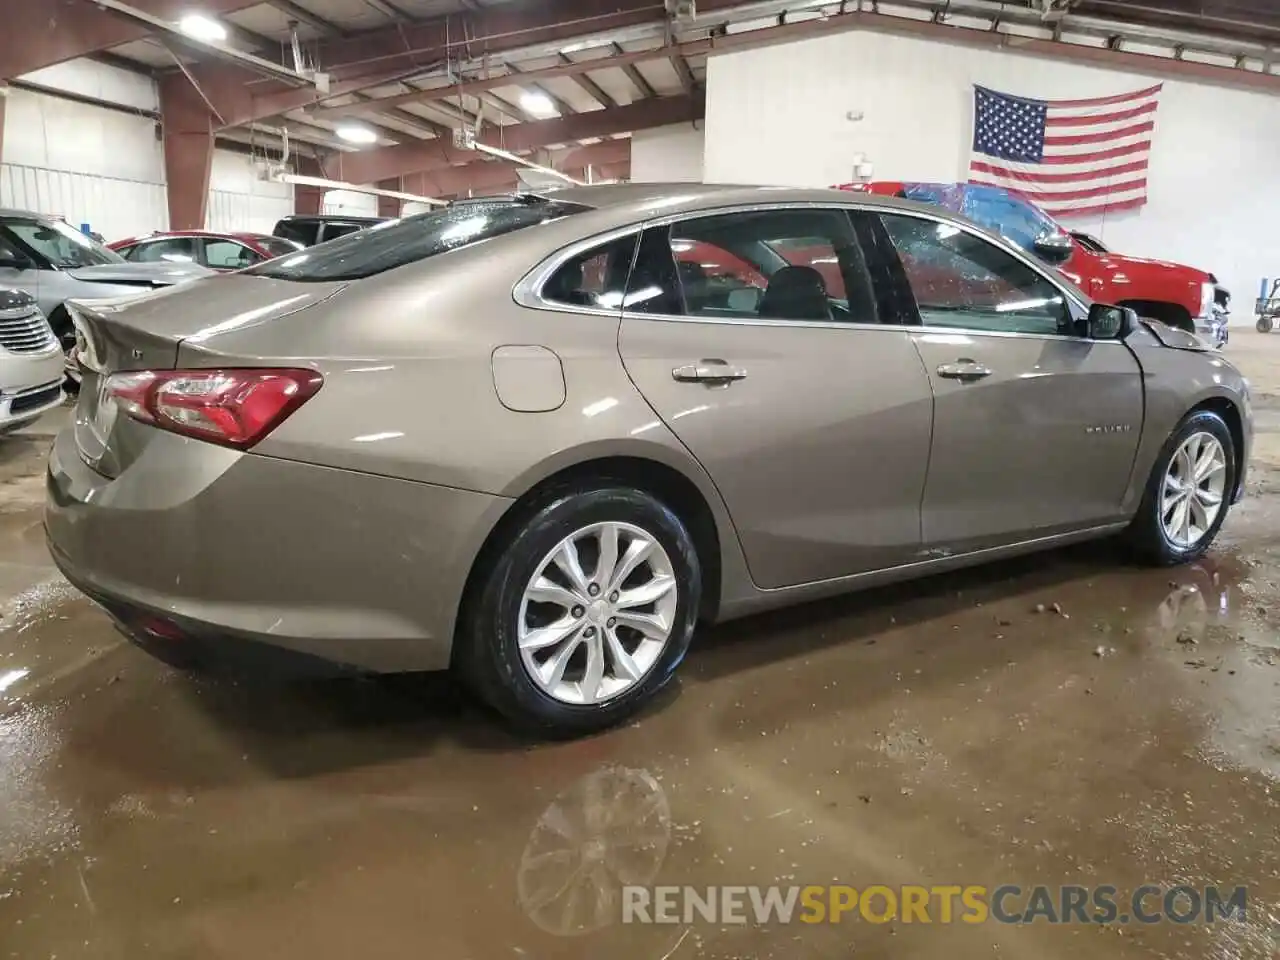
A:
203 239 261 270
542 235 637 309
251 199 589 282
2 217 122 267
628 208 878 324
880 213 1073 336
130 237 198 264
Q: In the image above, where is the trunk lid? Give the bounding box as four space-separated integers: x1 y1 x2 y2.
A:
71 275 346 478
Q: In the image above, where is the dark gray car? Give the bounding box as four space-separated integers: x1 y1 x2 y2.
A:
45 185 1252 736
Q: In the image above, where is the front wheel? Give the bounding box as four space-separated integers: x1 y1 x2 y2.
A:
457 486 701 736
1127 410 1235 565
1258 315 1274 334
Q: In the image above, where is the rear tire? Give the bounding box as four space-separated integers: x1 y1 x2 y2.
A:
457 485 701 737
1127 410 1235 565
1258 316 1274 334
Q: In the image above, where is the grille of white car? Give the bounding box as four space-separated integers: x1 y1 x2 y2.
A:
0 305 57 354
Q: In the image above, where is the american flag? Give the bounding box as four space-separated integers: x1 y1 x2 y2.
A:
968 83 1162 218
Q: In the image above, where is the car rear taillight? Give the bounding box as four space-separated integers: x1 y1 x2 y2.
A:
106 368 322 449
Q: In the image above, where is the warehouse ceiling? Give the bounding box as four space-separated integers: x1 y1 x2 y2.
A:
6 0 1279 198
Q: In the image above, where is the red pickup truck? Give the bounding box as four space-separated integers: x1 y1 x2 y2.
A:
853 182 1230 347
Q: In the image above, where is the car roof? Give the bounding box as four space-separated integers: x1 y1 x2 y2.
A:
0 208 52 219
521 182 959 228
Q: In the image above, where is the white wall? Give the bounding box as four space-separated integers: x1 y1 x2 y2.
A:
705 30 1280 305
2 58 294 241
322 189 379 216
207 150 293 235
630 124 705 182
1 61 166 240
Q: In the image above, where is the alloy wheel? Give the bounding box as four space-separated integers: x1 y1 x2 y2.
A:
518 521 678 705
1160 431 1227 549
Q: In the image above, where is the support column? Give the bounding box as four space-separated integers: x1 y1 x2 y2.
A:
294 155 324 215
158 74 214 230
376 178 402 218
0 89 7 164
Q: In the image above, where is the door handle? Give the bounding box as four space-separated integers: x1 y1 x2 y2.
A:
936 359 992 382
672 360 748 384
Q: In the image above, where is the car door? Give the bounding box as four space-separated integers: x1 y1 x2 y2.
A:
876 210 1144 552
617 207 934 590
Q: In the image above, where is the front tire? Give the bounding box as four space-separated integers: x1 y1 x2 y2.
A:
457 485 701 736
1128 410 1235 565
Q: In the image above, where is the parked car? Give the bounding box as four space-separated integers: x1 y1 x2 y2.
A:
272 214 390 247
855 182 1230 347
109 231 303 271
0 209 211 381
46 184 1251 735
0 287 64 432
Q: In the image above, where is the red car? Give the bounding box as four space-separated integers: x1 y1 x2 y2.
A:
851 182 1229 347
108 231 303 271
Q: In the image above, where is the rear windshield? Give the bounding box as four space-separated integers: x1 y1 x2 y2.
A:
250 199 590 281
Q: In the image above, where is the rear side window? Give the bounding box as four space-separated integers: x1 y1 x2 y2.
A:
252 200 589 282
542 235 637 308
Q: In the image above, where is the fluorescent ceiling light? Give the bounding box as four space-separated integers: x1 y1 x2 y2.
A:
178 13 228 42
336 124 378 144
520 91 558 117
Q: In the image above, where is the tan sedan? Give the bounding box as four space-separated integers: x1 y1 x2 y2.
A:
45 184 1251 735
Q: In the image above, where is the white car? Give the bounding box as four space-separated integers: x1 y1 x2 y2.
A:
0 287 64 432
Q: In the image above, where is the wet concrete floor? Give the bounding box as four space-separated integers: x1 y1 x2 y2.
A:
5 337 1280 959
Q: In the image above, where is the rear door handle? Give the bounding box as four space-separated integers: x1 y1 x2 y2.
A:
936 359 992 382
672 360 748 384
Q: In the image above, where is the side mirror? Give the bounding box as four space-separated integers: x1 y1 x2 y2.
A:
1033 230 1074 266
1088 303 1137 340
0 256 30 271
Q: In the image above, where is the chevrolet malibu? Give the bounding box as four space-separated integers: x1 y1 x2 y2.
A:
45 184 1251 735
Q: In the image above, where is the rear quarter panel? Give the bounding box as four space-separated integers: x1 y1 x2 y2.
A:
182 223 756 612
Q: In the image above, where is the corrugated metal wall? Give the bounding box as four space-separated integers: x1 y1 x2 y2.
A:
205 152 293 235
0 163 167 238
4 60 294 241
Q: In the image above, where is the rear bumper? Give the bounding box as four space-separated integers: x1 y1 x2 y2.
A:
44 426 510 673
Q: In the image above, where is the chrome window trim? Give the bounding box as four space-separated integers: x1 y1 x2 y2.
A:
613 312 908 334
512 199 1096 335
512 224 642 318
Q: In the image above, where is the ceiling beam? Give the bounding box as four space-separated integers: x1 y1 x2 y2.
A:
361 0 412 21
3 0 261 80
561 53 618 106
614 42 658 98
267 0 345 36
173 0 667 132
670 54 697 95
505 62 578 115
321 93 699 183
312 42 691 119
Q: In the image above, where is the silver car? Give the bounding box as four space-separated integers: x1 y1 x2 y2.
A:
45 184 1252 736
0 210 210 363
